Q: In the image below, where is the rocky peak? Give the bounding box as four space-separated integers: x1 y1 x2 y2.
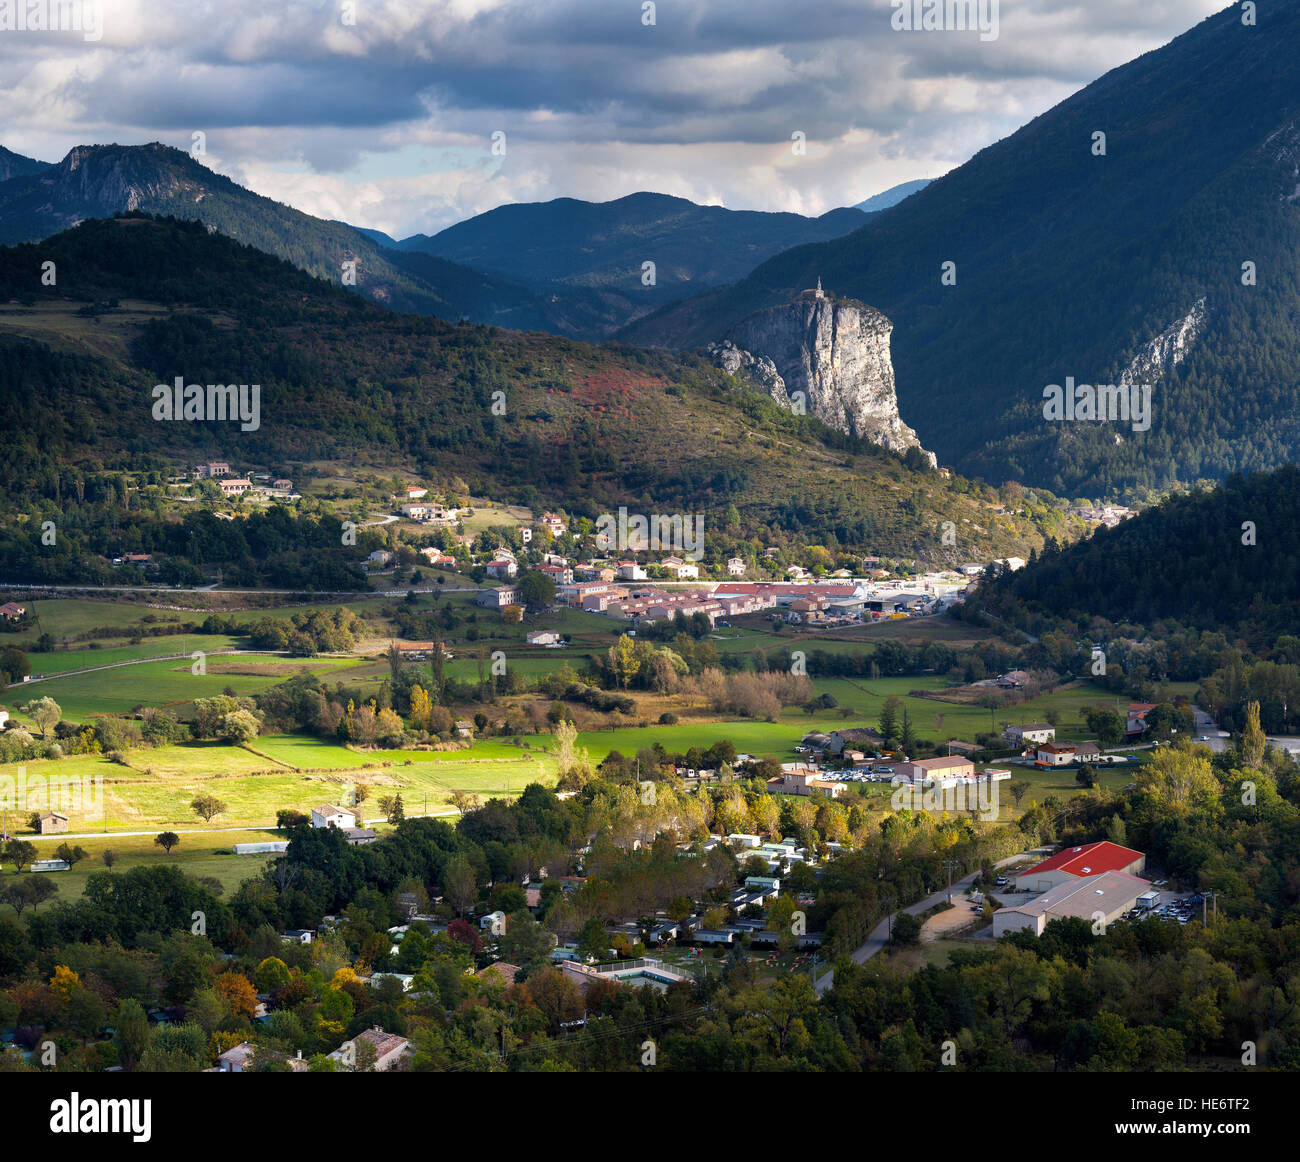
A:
708 284 934 463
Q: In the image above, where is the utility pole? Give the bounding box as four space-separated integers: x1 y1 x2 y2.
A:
942 859 961 903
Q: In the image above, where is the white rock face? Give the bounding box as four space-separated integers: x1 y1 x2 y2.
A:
1119 297 1207 388
708 287 934 464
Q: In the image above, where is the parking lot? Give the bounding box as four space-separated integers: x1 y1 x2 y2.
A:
1125 888 1205 925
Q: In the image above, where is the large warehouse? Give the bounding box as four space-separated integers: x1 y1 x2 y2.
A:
1015 841 1146 892
993 871 1151 938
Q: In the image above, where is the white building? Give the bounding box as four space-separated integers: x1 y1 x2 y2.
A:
476 586 519 609
992 871 1150 938
1003 722 1056 746
312 805 358 830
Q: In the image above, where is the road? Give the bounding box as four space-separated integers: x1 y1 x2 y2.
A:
813 850 1034 996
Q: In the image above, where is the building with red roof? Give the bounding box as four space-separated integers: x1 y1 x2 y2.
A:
1015 841 1146 892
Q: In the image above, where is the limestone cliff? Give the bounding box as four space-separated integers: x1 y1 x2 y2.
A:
707 284 934 463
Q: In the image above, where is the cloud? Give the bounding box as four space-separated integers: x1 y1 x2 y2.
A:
0 0 1229 235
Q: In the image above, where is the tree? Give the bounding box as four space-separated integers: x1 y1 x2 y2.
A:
608 634 640 689
1085 707 1125 749
501 604 523 625
114 999 150 1071
499 911 553 976
102 849 118 870
1241 700 1266 769
1007 779 1032 809
3 838 36 873
518 570 557 607
1137 744 1221 816
214 972 258 1021
577 917 609 962
891 912 922 946
0 876 57 913
387 794 405 824
219 709 260 743
1075 764 1097 789
191 794 227 824
1105 812 1127 845
54 842 87 868
409 684 433 732
879 696 902 746
443 855 478 915
20 696 60 739
155 832 180 855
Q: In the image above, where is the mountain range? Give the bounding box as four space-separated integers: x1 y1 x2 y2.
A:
622 3 1300 498
3 4 1299 501
0 147 869 341
375 192 868 305
0 214 1070 580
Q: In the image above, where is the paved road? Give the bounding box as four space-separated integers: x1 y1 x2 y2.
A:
1191 705 1230 753
813 850 1033 996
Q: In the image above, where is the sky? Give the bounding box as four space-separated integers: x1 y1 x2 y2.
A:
0 0 1228 238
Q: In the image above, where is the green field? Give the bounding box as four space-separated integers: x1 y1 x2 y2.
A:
0 733 556 832
7 829 277 905
1 653 366 720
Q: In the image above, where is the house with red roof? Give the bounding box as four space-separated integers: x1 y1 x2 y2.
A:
1015 841 1146 892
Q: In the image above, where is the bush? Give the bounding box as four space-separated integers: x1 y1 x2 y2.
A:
658 712 679 725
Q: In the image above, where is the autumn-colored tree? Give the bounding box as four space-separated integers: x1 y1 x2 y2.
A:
1137 743 1222 816
608 634 640 689
51 964 81 1001
214 971 258 1021
409 684 433 732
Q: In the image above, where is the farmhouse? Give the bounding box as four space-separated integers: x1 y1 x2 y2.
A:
0 602 26 620
1127 702 1157 738
217 1042 258 1072
727 557 746 576
485 558 518 579
37 812 68 835
993 871 1150 938
1015 841 1147 892
329 1026 412 1072
218 477 252 497
1004 722 1056 746
311 805 358 830
526 630 561 646
659 556 700 579
476 586 519 609
1033 739 1101 767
